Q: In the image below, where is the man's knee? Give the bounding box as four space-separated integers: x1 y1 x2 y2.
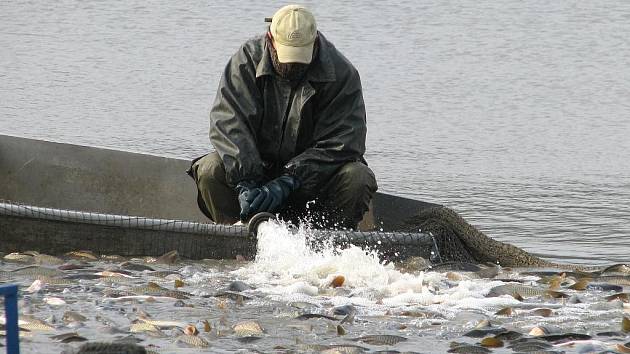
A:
194 152 227 190
335 162 378 195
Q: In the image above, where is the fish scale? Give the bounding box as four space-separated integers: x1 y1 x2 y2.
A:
175 334 209 348
353 334 407 345
233 320 264 337
487 284 565 298
11 266 62 278
592 275 630 286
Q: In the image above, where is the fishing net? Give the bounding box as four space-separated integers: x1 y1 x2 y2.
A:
0 200 549 266
401 206 552 267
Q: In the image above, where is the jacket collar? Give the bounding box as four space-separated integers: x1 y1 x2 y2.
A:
256 32 336 83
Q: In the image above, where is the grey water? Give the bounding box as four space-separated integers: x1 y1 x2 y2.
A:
1 1 629 263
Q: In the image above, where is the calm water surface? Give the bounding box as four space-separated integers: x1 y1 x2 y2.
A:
1 3 629 263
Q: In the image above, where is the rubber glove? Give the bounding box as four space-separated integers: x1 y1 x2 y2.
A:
249 175 300 213
235 180 262 221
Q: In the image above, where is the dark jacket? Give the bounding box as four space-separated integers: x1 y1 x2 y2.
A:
209 32 367 196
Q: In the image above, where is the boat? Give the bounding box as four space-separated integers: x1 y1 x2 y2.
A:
0 134 447 261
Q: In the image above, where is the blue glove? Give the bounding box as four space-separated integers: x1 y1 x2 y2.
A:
236 180 262 221
249 175 300 213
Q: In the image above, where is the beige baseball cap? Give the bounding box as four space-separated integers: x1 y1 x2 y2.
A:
268 5 317 64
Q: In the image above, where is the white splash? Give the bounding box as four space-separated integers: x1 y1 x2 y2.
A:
232 221 513 315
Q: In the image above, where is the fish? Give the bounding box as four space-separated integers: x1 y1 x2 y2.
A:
600 264 630 275
596 331 626 337
227 280 253 292
616 343 630 353
592 275 630 286
530 308 553 317
99 254 127 262
529 326 561 336
37 276 76 286
330 275 345 287
479 337 503 348
464 328 508 338
487 284 567 298
3 252 34 263
62 311 87 323
586 283 624 292
138 318 186 329
65 250 98 261
213 290 253 301
11 266 62 278
50 332 87 343
332 304 356 316
184 325 198 336
33 254 64 265
623 316 630 333
337 324 346 335
96 270 136 278
568 278 591 290
296 313 337 321
147 270 180 278
155 250 179 264
321 346 367 354
507 338 552 351
353 334 407 345
57 263 88 271
395 310 443 318
447 344 491 353
129 322 163 335
233 320 264 337
63 274 102 280
129 282 190 299
539 333 591 342
493 330 522 341
539 273 566 286
103 295 181 303
474 319 491 329
606 293 629 302
297 344 368 353
202 320 211 332
25 279 44 293
102 289 137 298
120 262 155 272
175 334 209 348
495 307 513 316
18 319 55 332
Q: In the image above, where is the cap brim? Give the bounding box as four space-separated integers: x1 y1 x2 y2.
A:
275 42 314 64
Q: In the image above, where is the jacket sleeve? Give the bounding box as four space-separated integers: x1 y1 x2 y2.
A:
284 68 367 193
209 45 265 186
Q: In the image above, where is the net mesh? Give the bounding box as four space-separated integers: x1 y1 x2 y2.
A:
0 200 248 237
401 206 552 267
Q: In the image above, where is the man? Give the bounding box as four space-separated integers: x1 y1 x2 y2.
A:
189 4 377 229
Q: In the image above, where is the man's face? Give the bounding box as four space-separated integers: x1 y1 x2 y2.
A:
268 32 315 82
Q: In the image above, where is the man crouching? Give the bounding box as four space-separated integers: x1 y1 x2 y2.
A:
189 5 377 229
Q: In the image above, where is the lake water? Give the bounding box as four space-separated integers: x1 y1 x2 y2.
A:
1 2 630 351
